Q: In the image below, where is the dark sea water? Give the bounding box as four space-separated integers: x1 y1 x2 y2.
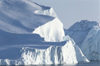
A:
74 61 100 66
36 61 100 66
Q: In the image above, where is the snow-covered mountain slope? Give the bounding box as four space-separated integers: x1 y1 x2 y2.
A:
81 26 100 61
0 36 89 65
65 20 99 46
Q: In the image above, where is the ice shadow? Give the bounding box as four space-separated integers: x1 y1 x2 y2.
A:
0 29 66 59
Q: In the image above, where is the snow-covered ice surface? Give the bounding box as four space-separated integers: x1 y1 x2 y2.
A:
0 0 54 33
0 0 89 65
33 18 65 42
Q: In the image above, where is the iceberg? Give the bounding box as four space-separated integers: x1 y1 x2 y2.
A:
65 20 100 61
65 20 99 46
21 38 89 65
0 0 89 65
0 36 89 65
81 26 100 61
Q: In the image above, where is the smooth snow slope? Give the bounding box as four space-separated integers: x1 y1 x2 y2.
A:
0 36 89 65
0 0 54 33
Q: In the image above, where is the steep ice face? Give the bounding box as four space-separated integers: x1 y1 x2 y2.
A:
22 40 89 65
65 20 99 46
81 26 100 61
0 36 89 65
33 18 65 42
61 36 89 64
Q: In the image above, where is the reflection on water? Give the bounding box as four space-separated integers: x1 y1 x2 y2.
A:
75 61 100 66
75 64 100 66
33 62 100 66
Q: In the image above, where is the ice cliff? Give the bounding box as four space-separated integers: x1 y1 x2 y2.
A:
0 36 89 65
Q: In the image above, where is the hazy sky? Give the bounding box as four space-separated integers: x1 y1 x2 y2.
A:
33 0 100 29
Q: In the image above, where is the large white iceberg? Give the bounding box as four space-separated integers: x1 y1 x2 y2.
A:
0 0 89 65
